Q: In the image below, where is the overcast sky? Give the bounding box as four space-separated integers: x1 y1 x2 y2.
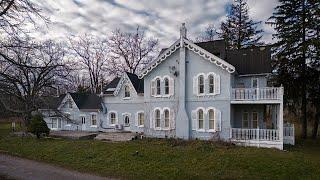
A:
34 0 279 48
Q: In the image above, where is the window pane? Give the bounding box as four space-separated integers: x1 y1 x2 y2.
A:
198 109 204 129
252 112 258 128
110 113 116 124
198 75 204 94
243 112 249 128
138 113 144 126
252 79 258 88
164 78 169 95
155 110 160 127
52 118 57 128
164 110 169 128
209 75 214 93
209 109 215 129
156 79 161 95
125 86 130 97
125 116 129 125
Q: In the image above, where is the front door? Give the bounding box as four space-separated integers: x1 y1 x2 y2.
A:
81 116 86 131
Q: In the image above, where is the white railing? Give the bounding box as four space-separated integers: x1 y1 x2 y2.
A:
231 128 280 141
283 123 295 145
231 87 283 101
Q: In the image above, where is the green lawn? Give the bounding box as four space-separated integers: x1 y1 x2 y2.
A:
0 123 320 179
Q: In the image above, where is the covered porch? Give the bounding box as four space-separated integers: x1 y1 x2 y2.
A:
230 104 285 149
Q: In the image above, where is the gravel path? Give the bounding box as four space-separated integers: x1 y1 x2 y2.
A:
0 154 112 180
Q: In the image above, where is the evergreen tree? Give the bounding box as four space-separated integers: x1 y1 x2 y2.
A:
220 0 263 49
269 0 319 138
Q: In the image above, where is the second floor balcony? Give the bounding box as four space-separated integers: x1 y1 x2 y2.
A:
231 87 283 103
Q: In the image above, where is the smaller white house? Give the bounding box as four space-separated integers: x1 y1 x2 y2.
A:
39 93 103 132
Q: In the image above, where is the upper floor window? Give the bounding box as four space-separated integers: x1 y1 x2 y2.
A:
164 77 169 95
91 114 97 126
156 78 161 95
208 74 214 94
208 109 215 130
67 98 73 108
138 112 144 126
124 85 130 98
164 109 170 128
198 109 204 129
110 112 116 125
198 75 204 94
155 109 161 128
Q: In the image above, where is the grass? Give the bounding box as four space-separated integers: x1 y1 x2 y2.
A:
0 123 320 179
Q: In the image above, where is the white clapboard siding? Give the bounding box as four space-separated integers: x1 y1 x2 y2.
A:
191 110 197 130
135 112 138 126
215 109 221 131
193 76 198 95
214 74 220 95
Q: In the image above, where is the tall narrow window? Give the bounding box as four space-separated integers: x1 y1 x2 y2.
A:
124 115 130 126
252 111 258 128
124 85 130 98
52 118 58 129
81 117 86 124
67 98 73 108
242 111 249 128
252 78 258 88
110 112 116 125
164 109 170 128
198 109 204 129
155 109 161 128
138 112 144 126
198 75 204 94
91 114 97 126
156 78 161 95
208 109 215 130
209 74 214 94
164 78 169 95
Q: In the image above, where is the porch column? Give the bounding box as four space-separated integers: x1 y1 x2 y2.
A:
278 87 284 150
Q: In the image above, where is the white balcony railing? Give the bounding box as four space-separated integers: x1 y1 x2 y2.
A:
231 128 280 141
231 87 283 101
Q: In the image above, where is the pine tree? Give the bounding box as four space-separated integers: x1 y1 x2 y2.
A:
269 0 319 138
220 0 263 49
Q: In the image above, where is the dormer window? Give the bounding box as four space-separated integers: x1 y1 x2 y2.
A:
198 75 204 94
124 85 130 98
164 77 169 95
67 98 73 108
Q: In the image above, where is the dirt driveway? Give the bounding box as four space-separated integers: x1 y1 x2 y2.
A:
0 154 112 180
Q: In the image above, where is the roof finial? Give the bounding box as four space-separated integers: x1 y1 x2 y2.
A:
180 23 187 39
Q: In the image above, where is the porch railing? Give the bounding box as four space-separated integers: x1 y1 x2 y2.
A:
231 128 280 141
231 87 283 101
283 123 295 145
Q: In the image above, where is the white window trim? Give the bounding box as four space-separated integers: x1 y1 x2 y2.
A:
64 112 71 126
162 107 171 130
154 107 162 130
152 76 174 98
251 78 259 88
122 112 131 127
194 73 206 96
207 107 216 132
123 84 131 100
136 111 145 128
90 113 98 127
196 107 206 131
207 73 216 95
155 76 162 97
108 111 118 126
51 118 58 130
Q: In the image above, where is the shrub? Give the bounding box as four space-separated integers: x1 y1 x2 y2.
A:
28 114 50 138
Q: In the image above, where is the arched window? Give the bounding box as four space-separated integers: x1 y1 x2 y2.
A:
164 109 170 128
208 109 215 130
164 78 169 95
208 74 214 94
156 78 161 95
124 85 130 97
198 109 204 129
110 112 116 125
198 75 204 94
124 115 130 126
155 109 161 128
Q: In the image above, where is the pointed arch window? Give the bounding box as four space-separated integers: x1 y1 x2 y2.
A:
155 109 161 128
198 109 204 129
164 109 170 128
208 109 215 130
208 74 214 94
156 78 161 95
198 75 204 94
164 77 169 95
124 85 130 98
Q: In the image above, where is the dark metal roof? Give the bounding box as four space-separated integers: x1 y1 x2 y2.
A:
69 93 102 110
126 72 144 94
104 77 120 95
195 40 272 75
39 95 66 110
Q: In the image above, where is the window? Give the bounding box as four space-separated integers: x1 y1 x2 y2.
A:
65 114 71 125
81 116 85 124
198 109 204 129
52 118 58 129
155 109 161 128
164 109 170 128
252 111 258 128
242 111 249 128
138 112 144 126
198 75 204 94
110 112 116 125
164 78 169 95
208 74 214 94
67 98 73 108
252 78 258 88
124 115 130 126
91 114 97 126
124 85 130 98
208 109 215 130
156 78 161 95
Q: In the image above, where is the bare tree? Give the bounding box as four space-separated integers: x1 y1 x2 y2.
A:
107 26 158 75
195 24 218 42
0 38 69 126
69 35 109 93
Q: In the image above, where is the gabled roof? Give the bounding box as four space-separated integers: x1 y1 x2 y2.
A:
39 95 66 110
69 93 102 110
104 72 144 96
